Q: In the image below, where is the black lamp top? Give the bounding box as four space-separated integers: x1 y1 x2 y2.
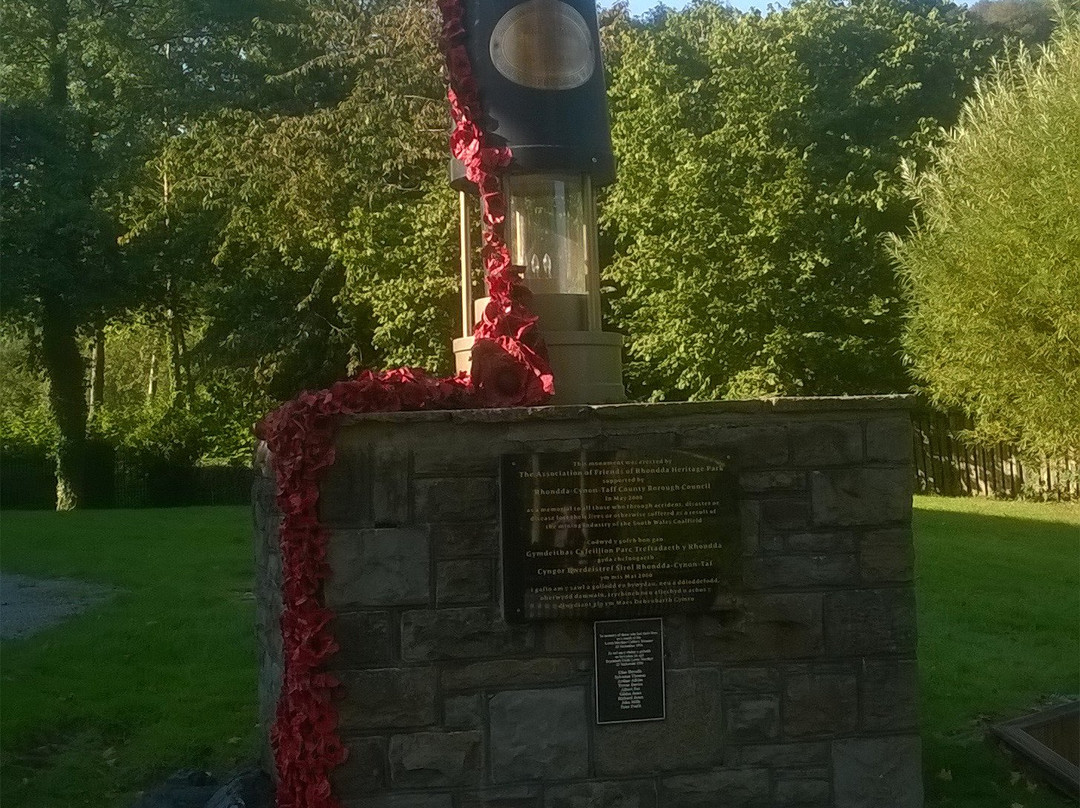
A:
450 0 616 191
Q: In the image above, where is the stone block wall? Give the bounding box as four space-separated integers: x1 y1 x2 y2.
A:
254 397 922 808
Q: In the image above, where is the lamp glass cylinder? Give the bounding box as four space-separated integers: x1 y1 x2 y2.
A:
506 173 588 295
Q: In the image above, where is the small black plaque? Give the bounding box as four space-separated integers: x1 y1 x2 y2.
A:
594 618 665 724
500 449 739 622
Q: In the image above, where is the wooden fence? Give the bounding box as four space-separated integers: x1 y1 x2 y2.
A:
912 408 1079 500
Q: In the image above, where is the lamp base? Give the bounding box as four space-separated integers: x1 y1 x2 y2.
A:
454 330 625 405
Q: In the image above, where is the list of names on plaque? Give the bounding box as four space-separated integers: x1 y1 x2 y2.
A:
594 618 665 724
500 450 739 622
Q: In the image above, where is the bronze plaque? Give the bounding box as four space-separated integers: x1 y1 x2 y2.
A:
500 450 739 622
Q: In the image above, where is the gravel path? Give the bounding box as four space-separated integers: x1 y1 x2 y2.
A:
0 572 119 640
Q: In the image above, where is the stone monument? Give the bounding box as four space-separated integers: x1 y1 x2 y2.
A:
254 1 923 805
255 399 923 807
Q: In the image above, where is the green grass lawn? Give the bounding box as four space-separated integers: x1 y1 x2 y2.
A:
0 497 1077 807
915 497 1079 808
0 506 257 808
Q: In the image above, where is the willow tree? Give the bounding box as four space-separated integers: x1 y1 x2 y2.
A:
895 19 1080 457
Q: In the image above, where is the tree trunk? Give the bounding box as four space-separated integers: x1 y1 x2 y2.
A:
88 319 105 420
166 305 186 408
165 274 194 407
42 0 82 509
147 349 159 401
175 312 194 403
41 292 87 510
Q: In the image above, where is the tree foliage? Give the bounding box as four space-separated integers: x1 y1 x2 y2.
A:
894 19 1080 457
601 0 994 400
2 0 460 505
0 329 57 454
125 0 458 403
4 0 1043 502
0 0 273 506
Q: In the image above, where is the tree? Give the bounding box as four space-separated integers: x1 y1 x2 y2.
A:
0 102 122 509
0 0 272 507
2 0 461 494
600 0 996 401
132 0 459 405
894 19 1080 457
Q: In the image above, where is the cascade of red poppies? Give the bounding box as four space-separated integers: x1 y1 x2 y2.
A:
440 0 553 404
257 2 552 807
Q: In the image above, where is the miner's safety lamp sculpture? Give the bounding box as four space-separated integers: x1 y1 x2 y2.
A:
451 0 625 404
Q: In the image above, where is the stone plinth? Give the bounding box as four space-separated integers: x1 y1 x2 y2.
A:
254 397 922 808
